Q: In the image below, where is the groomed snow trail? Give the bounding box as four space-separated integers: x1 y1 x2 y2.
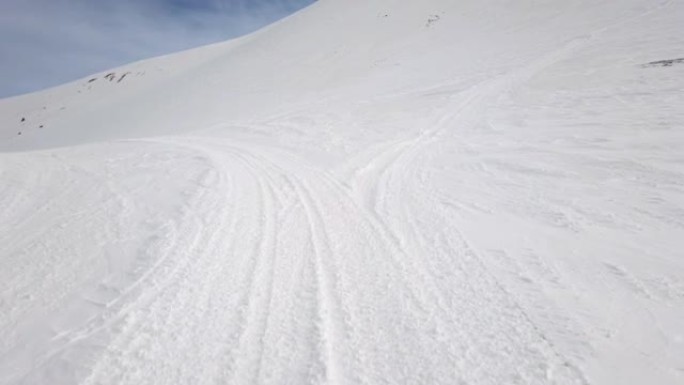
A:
1 0 684 384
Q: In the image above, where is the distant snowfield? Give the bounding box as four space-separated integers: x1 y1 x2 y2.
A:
1 0 683 384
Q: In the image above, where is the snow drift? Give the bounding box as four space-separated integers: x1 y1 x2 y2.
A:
1 0 683 384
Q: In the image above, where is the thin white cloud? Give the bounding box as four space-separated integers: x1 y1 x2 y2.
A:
0 0 314 98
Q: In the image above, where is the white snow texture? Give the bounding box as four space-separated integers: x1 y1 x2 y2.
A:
1 0 683 384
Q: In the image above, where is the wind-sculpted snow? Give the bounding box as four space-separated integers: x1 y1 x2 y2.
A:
0 0 683 384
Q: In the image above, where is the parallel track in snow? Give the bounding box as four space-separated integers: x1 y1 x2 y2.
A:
1 0 683 384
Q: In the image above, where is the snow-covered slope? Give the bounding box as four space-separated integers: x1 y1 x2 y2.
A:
1 0 683 384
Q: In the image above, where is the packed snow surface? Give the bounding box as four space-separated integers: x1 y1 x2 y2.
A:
1 0 683 384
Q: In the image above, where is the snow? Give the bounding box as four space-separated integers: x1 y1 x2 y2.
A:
1 0 683 384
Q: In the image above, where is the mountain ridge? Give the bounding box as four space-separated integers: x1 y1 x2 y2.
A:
0 1 682 384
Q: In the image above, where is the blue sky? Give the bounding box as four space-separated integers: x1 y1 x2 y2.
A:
0 0 314 98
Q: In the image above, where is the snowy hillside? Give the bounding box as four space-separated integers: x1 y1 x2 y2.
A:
1 0 683 384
